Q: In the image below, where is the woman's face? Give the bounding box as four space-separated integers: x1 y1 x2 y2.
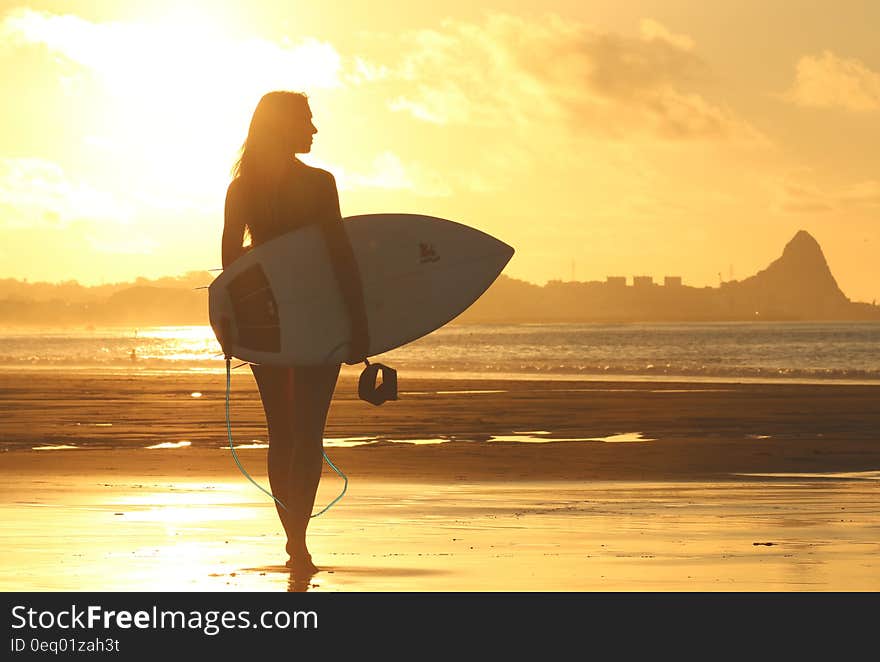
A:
288 104 317 154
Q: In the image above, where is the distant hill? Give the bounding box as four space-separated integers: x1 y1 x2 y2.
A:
455 230 879 323
0 272 213 326
727 230 851 318
0 231 877 326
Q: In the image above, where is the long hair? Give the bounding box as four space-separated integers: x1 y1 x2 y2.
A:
232 91 310 245
233 90 309 180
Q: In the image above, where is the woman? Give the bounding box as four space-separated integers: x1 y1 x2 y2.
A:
221 91 370 576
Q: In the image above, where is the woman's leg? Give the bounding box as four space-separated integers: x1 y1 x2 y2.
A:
249 363 297 547
286 362 341 564
249 361 341 569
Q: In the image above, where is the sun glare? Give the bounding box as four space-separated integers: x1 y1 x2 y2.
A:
7 7 342 211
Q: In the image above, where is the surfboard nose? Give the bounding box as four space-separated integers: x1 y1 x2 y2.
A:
486 239 514 280
497 239 515 263
474 229 514 277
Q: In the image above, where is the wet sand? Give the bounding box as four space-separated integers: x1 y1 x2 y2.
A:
1 369 878 591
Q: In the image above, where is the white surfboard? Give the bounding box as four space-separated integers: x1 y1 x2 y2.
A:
208 213 514 365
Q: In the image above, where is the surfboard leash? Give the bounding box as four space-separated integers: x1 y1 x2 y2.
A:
224 357 347 518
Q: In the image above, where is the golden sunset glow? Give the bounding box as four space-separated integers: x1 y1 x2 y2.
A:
2 1 879 302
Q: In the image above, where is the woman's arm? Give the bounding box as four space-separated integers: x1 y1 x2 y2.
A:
217 181 249 356
222 181 248 270
318 172 370 364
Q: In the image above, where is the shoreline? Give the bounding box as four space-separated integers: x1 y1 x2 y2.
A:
2 364 880 386
2 369 878 481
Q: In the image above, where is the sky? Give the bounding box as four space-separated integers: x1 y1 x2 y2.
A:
2 0 879 302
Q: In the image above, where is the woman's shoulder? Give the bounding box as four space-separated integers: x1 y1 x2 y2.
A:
292 160 336 186
226 164 336 206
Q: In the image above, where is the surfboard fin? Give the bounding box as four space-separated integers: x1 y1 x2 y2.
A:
358 360 398 406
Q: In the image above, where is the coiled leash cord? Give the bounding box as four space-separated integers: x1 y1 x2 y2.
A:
225 357 347 518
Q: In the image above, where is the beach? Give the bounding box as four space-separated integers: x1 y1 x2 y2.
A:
1 368 878 591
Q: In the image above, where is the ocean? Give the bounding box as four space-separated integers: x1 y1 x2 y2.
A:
1 321 879 383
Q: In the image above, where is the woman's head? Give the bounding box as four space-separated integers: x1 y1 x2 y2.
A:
233 91 316 179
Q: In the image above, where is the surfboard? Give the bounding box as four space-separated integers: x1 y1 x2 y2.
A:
208 213 514 365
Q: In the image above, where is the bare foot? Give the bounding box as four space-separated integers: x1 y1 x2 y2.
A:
285 554 319 576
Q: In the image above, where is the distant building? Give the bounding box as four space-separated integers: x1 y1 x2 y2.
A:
606 276 627 287
664 276 682 287
633 276 653 288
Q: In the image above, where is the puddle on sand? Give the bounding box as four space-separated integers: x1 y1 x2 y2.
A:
380 438 451 445
324 436 379 448
734 471 880 481
224 432 657 449
399 390 508 396
145 441 192 450
220 437 451 449
328 437 453 447
585 432 655 443
649 389 734 393
489 432 654 444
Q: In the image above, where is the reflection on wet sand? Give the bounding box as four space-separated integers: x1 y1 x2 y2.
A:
1 477 877 591
146 441 192 449
489 431 654 443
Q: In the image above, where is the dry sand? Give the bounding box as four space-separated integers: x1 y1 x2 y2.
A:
1 369 878 591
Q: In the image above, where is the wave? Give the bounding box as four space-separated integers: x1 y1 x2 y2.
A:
1 354 879 383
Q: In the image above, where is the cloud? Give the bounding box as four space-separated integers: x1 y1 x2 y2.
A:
776 181 834 214
0 9 343 153
1 8 351 209
309 152 452 196
783 50 880 111
1 9 455 204
839 180 880 208
639 18 695 52
0 157 133 229
2 8 343 93
86 231 160 255
776 174 880 214
372 13 759 142
345 57 392 85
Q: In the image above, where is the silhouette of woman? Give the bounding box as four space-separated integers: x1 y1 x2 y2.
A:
221 91 370 576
